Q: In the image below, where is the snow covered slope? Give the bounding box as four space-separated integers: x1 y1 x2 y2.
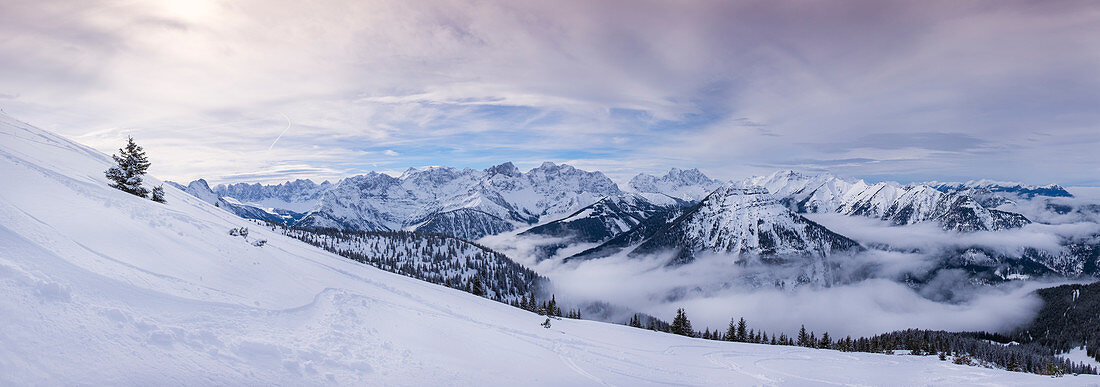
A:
0 114 1089 385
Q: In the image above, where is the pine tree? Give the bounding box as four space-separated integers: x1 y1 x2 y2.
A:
670 308 694 337
150 184 166 203
1007 353 1020 372
726 318 738 342
798 325 809 347
548 294 560 317
629 314 643 328
471 276 485 296
736 317 748 342
105 136 151 197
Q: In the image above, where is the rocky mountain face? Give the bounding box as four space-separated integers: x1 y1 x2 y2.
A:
736 170 1033 232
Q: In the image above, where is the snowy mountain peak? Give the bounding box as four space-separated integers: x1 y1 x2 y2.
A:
188 178 213 192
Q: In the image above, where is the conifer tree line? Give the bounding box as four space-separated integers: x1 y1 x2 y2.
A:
271 224 595 320
105 136 165 203
623 309 1095 376
1003 282 1100 364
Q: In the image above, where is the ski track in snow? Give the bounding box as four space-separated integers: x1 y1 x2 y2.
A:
2 114 1099 385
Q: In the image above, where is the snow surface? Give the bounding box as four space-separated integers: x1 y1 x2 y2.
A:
1 114 1095 385
1061 348 1100 371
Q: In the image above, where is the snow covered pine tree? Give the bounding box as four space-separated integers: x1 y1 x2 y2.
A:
105 136 151 198
150 184 166 203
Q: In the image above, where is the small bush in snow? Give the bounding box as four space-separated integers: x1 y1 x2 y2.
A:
150 184 166 203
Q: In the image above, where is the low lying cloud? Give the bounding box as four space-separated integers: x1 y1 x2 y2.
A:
481 207 1097 338
805 213 1100 256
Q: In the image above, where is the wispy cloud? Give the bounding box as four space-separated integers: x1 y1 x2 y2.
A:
2 0 1098 184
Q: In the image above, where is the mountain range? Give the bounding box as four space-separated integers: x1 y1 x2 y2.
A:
171 155 1099 282
170 164 719 239
735 170 1039 232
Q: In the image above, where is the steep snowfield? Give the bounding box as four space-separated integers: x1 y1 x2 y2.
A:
0 115 1090 385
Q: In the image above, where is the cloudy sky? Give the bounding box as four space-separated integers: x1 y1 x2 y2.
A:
3 0 1099 185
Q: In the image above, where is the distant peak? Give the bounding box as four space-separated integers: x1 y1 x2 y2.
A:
769 170 802 179
485 162 521 177
533 161 578 173
187 178 212 191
